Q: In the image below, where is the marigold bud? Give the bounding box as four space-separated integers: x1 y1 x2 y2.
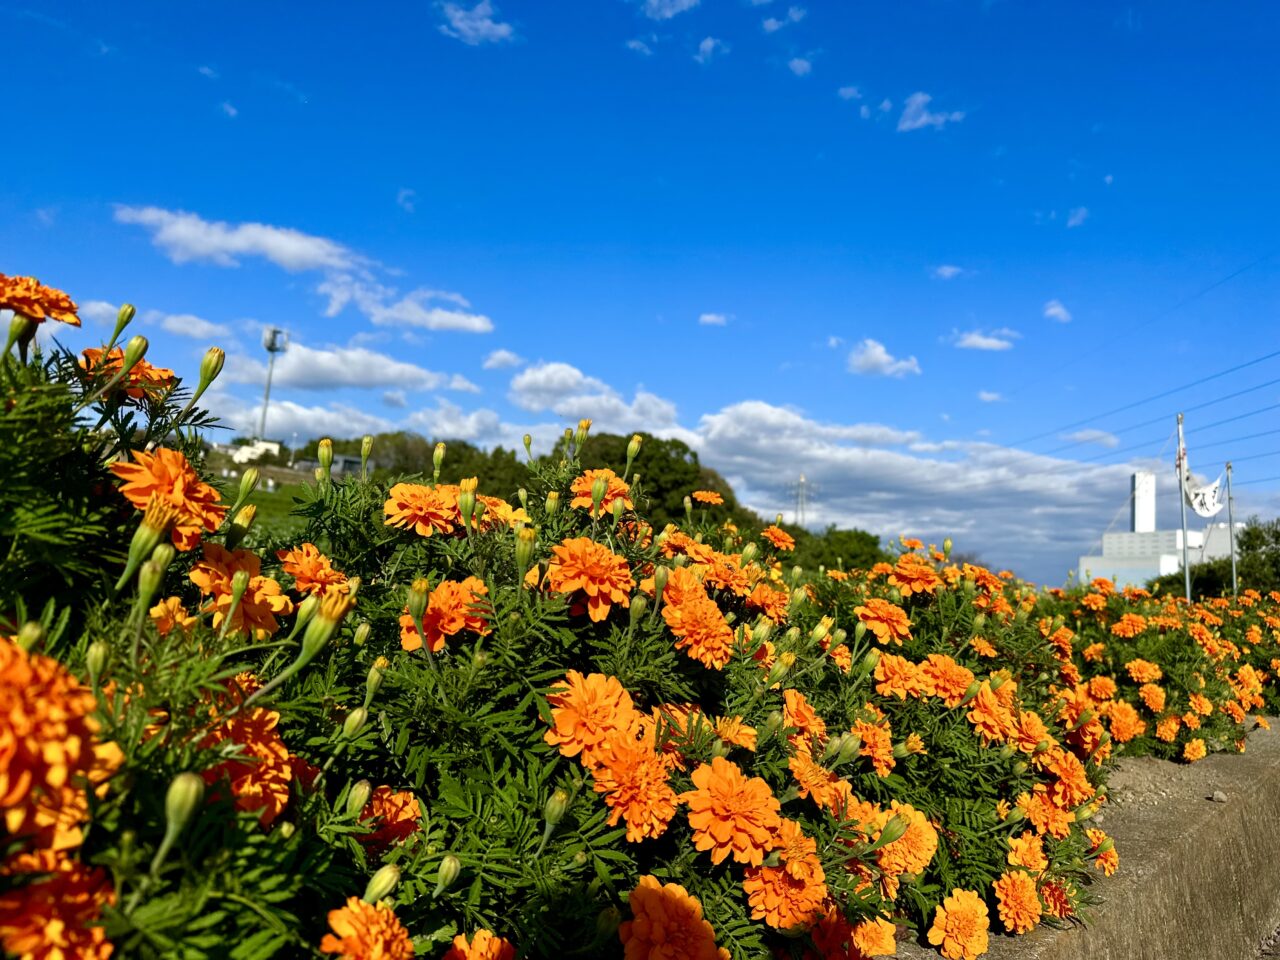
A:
517 487 529 510
523 434 533 459
762 710 785 740
861 648 881 673
545 491 561 516
854 621 868 642
15 621 43 652
317 439 333 478
360 435 374 478
341 707 369 740
433 441 446 481
196 347 226 400
165 772 205 836
138 559 165 606
830 627 847 646
958 680 982 705
590 477 608 516
596 906 622 941
347 780 373 817
434 854 461 897
892 741 910 759
611 497 625 523
353 621 371 646
151 542 176 571
121 334 148 374
6 313 35 356
653 566 669 605
118 496 179 592
943 537 953 558
302 584 358 659
111 303 136 342
710 739 731 759
973 612 987 630
544 788 570 827
628 594 648 628
752 620 773 646
876 815 909 848
364 657 388 708
229 568 251 606
363 864 401 903
225 504 256 551
85 641 108 685
574 418 592 450
834 733 863 766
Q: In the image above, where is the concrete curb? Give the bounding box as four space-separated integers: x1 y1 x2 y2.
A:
898 723 1280 960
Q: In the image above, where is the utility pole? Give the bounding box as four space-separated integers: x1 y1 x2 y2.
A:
1226 461 1238 596
1176 413 1191 603
258 327 288 440
795 473 808 527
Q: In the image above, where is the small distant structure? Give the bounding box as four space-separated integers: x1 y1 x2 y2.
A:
230 439 281 464
294 453 372 477
1077 470 1239 587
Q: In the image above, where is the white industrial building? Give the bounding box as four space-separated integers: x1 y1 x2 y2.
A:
1077 470 1239 587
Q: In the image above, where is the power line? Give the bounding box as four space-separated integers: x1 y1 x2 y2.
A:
1236 474 1280 487
1230 450 1280 465
1192 426 1280 453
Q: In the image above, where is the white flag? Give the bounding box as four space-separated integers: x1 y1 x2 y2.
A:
1178 443 1225 518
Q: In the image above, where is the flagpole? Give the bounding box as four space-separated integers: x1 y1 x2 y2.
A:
1177 413 1191 603
1226 460 1237 597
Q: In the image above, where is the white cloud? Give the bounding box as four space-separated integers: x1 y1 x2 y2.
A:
878 98 892 112
953 328 1018 351
1063 429 1119 449
114 206 358 272
847 339 921 377
1103 174 1114 186
626 36 655 55
1044 299 1072 323
763 6 805 31
1067 206 1089 228
932 264 965 280
859 104 872 119
483 348 525 369
642 0 698 19
220 101 238 119
438 1 514 44
837 85 861 100
225 341 479 393
198 65 218 79
210 392 396 440
977 390 1003 403
896 92 964 132
80 300 120 324
698 312 728 326
396 188 416 213
145 310 232 339
788 57 812 76
315 276 493 332
383 390 408 408
826 335 843 349
694 37 728 63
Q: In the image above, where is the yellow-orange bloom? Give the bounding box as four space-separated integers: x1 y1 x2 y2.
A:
1107 700 1146 744
189 543 294 640
149 596 197 637
691 490 724 505
681 756 781 866
875 802 938 893
1138 683 1166 714
399 577 490 653
442 930 517 960
714 716 757 752
888 552 942 598
80 346 176 400
592 726 678 842
921 654 976 707
383 482 458 537
1007 831 1047 874
359 786 422 853
544 671 639 768
741 863 827 931
619 876 730 960
927 888 990 960
855 598 912 645
319 897 414 959
663 593 735 670
110 447 227 551
0 851 114 960
570 468 634 518
1110 613 1147 638
545 537 634 622
966 682 1013 744
761 525 795 552
1183 738 1207 762
1125 658 1163 684
994 870 1042 933
276 543 348 596
874 653 926 700
852 917 898 957
0 274 80 325
1155 715 1181 742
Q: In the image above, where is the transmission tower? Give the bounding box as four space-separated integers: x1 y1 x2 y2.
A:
790 473 818 526
257 326 289 440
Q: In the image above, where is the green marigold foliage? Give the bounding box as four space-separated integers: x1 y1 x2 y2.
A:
3 294 1278 960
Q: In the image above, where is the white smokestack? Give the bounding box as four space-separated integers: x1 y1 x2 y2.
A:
1131 471 1156 533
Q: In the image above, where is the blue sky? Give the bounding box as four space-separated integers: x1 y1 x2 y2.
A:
4 0 1279 581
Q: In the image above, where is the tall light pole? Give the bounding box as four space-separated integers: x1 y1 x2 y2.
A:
258 327 288 440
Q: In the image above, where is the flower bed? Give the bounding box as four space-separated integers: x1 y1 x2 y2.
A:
2 275 1277 960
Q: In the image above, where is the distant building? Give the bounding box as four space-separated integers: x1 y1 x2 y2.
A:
293 454 372 477
1077 470 1240 587
230 440 281 464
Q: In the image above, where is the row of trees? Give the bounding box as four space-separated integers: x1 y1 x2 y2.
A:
1151 517 1280 597
299 431 891 573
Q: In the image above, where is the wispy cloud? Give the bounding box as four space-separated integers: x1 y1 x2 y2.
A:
1067 206 1089 228
438 1 514 45
977 390 1003 402
396 188 416 213
788 57 812 76
848 339 921 377
1063 428 1119 448
953 328 1019 351
220 101 238 119
763 6 805 31
626 35 656 55
931 264 965 280
226 341 479 392
837 85 861 101
698 312 728 326
144 310 232 339
483 348 525 369
897 91 964 132
198 65 218 80
641 0 698 19
1043 299 1072 323
694 36 728 63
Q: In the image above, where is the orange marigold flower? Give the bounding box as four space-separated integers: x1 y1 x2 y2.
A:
319 896 414 959
771 818 824 883
189 543 295 640
1188 692 1214 716
399 577 490 653
149 596 197 637
110 446 227 551
1011 710 1050 756
853 716 896 778
1017 788 1075 839
828 643 853 673
994 870 1042 933
1082 642 1106 663
570 468 633 518
783 689 827 742
1110 613 1147 638
745 582 790 624
921 654 975 707
1183 738 1207 762
1138 683 1166 713
1107 701 1146 744
854 597 912 646
592 726 679 842
619 876 729 960
1125 658 1163 684
691 490 724 505
1041 881 1075 920
545 537 634 622
1007 830 1047 874
664 593 735 670
442 929 517 960
741 864 827 931
1086 828 1119 876
1087 676 1117 701
970 636 998 658
0 851 114 960
714 716 757 752
888 553 942 598
965 682 1013 744
761 525 795 552
201 701 294 828
276 543 348 596
79 346 176 400
875 802 938 892
359 786 421 852
544 670 639 768
0 274 80 325
849 917 897 957
1156 716 1183 743
788 750 854 818
826 568 850 582
383 482 458 537
927 888 990 960
681 756 781 866
874 653 926 700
